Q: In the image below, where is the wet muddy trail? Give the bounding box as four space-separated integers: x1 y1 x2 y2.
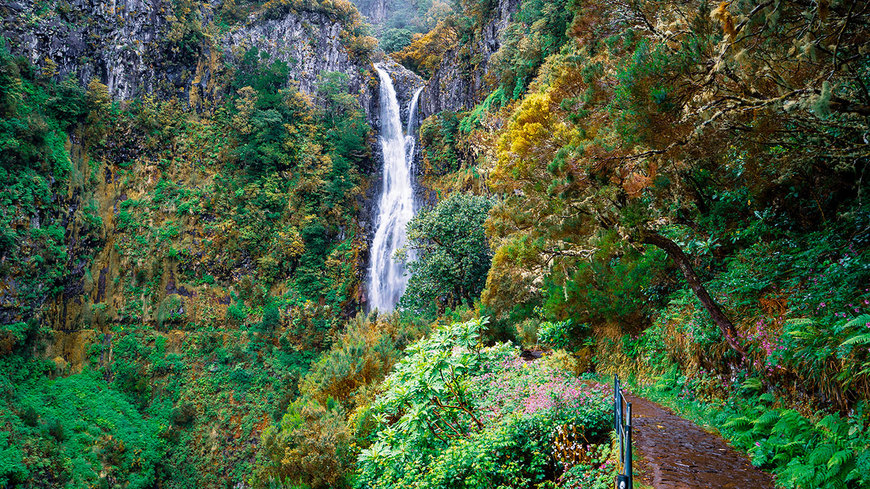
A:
625 394 776 489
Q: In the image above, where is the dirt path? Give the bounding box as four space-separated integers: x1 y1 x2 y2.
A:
625 394 775 489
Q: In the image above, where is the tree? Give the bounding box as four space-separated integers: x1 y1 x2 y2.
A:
484 0 870 360
400 193 495 313
392 19 458 78
380 27 414 53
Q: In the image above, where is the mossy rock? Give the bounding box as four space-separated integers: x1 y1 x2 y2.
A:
156 294 186 331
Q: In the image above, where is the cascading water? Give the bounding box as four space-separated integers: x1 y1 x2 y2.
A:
367 65 423 311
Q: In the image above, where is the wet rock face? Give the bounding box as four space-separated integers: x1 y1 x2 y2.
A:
352 0 388 30
419 0 519 117
0 1 376 115
376 58 424 128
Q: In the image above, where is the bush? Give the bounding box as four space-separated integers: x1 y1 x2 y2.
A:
171 401 197 426
255 313 430 487
0 371 165 488
46 417 65 441
537 320 572 350
355 318 612 488
227 299 250 325
259 303 281 332
19 405 38 427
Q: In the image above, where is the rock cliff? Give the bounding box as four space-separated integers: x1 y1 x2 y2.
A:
418 0 519 117
221 9 380 120
352 0 388 29
0 0 378 115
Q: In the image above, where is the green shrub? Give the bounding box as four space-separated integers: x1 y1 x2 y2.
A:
537 320 572 350
355 318 613 488
227 299 250 325
380 27 415 52
0 368 166 489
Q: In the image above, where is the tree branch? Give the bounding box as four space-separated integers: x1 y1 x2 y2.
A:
635 229 746 358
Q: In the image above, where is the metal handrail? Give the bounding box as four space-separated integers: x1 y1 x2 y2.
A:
614 375 633 489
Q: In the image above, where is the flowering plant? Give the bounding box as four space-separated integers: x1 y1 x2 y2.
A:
355 318 613 488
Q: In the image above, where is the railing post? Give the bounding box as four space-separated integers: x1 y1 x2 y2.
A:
614 375 633 489
614 375 620 430
626 401 632 489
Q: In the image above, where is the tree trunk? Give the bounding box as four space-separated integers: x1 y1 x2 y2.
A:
637 230 746 357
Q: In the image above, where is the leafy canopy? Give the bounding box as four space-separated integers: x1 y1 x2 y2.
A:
400 193 496 314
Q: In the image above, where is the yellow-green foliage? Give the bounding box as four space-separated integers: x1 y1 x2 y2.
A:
256 313 430 488
392 19 458 78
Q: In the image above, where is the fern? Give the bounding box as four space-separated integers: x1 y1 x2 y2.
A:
753 410 780 432
827 449 853 473
774 410 808 433
734 430 756 449
840 314 870 348
724 415 753 432
759 392 775 403
773 451 794 465
785 318 816 328
844 314 870 330
785 318 817 338
780 459 816 487
741 377 763 393
815 414 848 439
809 444 835 465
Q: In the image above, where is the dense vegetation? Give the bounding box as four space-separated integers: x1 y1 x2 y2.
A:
1 0 869 487
2 0 378 486
407 0 870 486
350 0 453 53
355 318 613 488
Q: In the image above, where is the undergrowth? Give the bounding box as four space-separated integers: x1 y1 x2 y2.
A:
634 369 870 489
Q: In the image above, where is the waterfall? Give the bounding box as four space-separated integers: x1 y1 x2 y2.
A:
405 87 423 157
367 66 423 312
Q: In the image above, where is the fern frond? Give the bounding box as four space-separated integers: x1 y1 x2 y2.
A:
742 377 763 393
786 318 816 328
809 444 836 465
773 452 792 465
775 410 807 430
724 416 753 432
780 459 815 485
779 440 806 454
734 431 756 448
827 449 853 472
844 314 870 330
786 318 817 340
754 410 780 431
841 333 870 347
816 414 848 438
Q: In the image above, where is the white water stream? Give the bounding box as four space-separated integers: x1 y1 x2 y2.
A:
367 65 423 311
